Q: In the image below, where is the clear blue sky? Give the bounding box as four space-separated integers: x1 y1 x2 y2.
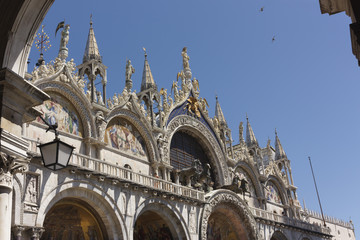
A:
29 0 359 234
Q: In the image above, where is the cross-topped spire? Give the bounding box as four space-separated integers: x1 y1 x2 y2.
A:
83 15 102 63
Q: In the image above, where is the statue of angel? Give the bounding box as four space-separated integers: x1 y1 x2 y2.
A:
192 78 200 92
60 24 70 50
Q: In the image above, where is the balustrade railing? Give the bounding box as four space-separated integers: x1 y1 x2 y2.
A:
250 207 331 235
306 209 353 229
26 138 205 202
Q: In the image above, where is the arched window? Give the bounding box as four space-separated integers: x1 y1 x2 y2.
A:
170 131 209 170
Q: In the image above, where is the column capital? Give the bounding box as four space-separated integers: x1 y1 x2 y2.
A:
29 227 45 240
12 225 26 239
0 153 28 176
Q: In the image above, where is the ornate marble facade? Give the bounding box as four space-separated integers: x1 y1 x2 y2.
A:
0 18 355 240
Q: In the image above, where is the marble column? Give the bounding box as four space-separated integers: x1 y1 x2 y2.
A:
0 155 27 240
0 171 13 240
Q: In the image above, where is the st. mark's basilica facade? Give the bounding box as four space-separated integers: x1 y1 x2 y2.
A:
0 11 356 240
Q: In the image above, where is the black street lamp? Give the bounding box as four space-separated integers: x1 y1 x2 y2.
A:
37 116 74 170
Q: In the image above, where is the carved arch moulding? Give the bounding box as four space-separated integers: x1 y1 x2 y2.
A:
106 108 157 164
37 82 95 139
200 190 258 240
164 115 230 186
234 162 265 200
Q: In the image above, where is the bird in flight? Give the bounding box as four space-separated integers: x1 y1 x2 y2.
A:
260 7 264 12
272 35 275 42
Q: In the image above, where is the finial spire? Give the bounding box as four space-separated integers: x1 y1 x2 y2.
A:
246 115 258 147
215 96 226 124
275 129 287 160
141 48 156 92
143 47 147 58
83 16 102 63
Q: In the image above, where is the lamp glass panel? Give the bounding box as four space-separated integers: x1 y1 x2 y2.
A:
58 142 74 166
40 142 58 165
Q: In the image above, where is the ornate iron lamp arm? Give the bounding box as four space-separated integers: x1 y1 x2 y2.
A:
38 115 59 139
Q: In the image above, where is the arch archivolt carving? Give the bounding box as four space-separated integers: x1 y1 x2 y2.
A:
133 198 190 240
200 190 258 240
266 175 289 206
37 81 95 139
106 108 157 163
36 180 126 240
297 233 313 240
165 115 229 186
271 230 289 240
234 161 264 199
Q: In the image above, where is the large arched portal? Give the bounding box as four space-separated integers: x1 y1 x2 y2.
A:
41 198 108 240
207 209 247 240
134 210 175 240
201 190 258 240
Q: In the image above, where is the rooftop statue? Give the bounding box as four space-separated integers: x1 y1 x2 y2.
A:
60 25 70 50
182 47 190 69
126 59 135 81
125 59 135 91
56 22 70 60
239 122 244 142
